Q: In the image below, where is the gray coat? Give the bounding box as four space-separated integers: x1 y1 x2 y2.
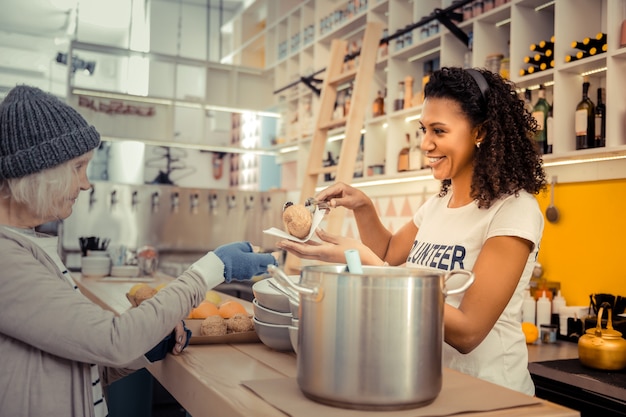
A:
0 227 223 417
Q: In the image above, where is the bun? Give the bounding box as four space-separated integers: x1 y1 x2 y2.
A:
283 203 313 239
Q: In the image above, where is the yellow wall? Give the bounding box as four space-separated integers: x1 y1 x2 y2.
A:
535 178 626 306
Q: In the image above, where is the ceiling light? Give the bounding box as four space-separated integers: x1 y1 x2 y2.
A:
408 47 441 63
495 18 511 27
535 1 555 12
581 67 607 77
543 153 626 167
315 173 435 191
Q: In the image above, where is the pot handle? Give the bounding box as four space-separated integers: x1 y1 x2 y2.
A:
268 265 322 301
443 269 475 296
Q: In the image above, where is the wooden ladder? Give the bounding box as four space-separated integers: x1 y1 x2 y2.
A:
285 21 383 273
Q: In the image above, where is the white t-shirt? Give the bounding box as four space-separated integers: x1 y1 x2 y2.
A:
408 191 543 396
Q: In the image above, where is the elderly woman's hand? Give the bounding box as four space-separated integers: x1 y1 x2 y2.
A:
145 321 192 362
214 242 278 282
171 321 191 355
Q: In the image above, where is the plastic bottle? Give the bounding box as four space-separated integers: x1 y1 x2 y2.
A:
536 291 552 328
551 290 566 315
521 287 536 325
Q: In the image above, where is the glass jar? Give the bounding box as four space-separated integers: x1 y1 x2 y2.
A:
499 57 510 79
484 53 504 74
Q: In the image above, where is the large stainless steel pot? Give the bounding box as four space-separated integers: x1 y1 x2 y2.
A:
268 264 474 410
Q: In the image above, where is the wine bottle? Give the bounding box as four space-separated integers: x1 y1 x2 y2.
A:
519 65 540 76
538 49 553 59
594 32 607 44
532 85 550 154
546 104 554 154
571 34 606 52
523 51 551 64
594 87 606 148
530 40 554 53
523 89 533 113
575 77 595 150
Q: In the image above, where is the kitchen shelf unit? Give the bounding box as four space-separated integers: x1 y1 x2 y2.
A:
225 0 626 188
67 39 276 156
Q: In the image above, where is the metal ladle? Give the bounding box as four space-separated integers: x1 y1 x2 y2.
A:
546 176 560 223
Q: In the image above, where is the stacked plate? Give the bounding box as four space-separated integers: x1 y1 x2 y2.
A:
251 276 300 352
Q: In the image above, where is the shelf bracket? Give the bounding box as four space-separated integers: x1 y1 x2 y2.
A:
300 75 323 96
433 8 469 47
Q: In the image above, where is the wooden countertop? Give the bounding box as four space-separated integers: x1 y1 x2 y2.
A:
73 273 580 417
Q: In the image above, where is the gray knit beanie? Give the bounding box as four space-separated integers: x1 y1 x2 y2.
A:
0 85 100 179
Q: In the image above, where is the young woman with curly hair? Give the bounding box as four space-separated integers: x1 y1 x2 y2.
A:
278 67 547 396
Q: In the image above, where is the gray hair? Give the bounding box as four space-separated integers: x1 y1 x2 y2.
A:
0 154 89 221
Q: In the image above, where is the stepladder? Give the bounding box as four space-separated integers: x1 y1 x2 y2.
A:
284 21 384 274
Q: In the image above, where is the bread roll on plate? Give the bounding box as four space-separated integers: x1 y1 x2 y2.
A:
282 203 313 239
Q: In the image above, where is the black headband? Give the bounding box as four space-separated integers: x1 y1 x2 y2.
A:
465 68 489 103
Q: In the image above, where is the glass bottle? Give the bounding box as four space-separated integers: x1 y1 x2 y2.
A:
523 89 533 114
594 87 606 148
397 133 410 172
404 76 413 110
323 151 335 182
394 81 404 112
575 77 595 150
546 104 554 154
372 90 385 117
531 85 550 154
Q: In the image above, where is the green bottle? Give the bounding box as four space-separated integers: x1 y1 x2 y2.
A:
532 85 550 154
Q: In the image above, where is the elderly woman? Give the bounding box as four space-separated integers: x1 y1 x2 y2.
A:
0 85 277 417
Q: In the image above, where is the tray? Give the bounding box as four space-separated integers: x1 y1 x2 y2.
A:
185 318 260 345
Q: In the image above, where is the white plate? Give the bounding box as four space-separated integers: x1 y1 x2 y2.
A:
110 265 140 277
263 207 326 243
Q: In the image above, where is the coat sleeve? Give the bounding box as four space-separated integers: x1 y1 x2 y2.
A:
0 236 222 368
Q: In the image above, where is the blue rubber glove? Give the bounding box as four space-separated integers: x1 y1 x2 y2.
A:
214 241 278 282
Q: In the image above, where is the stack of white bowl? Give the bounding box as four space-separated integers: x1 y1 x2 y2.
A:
81 253 111 277
251 276 300 352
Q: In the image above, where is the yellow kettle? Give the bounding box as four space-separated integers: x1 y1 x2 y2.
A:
578 303 626 371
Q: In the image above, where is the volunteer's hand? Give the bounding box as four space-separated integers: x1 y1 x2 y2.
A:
277 228 382 266
315 182 373 211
